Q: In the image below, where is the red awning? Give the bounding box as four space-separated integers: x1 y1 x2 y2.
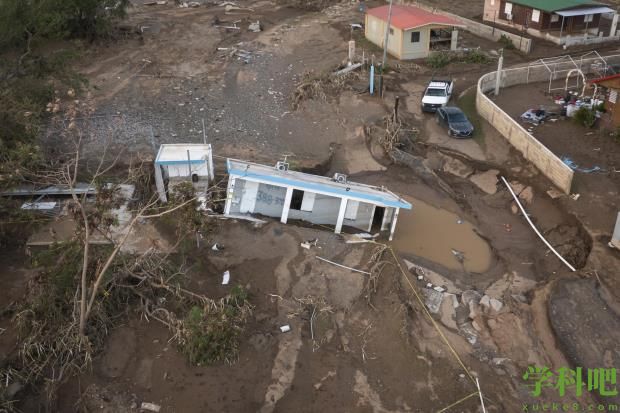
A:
590 73 620 84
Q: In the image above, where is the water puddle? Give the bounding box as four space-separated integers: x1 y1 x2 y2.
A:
391 197 492 273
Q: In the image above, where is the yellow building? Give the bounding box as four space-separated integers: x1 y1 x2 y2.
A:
365 5 464 60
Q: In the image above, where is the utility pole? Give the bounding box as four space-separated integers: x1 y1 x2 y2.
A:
494 48 504 96
379 0 394 98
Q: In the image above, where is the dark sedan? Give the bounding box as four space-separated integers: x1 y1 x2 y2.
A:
436 107 474 138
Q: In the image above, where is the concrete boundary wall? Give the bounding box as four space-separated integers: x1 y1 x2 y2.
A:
397 0 532 53
476 54 620 194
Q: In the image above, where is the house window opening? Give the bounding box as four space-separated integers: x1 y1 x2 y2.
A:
290 189 304 210
371 207 385 231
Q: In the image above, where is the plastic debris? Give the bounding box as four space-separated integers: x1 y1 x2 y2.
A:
451 249 465 263
248 21 261 32
520 108 551 125
222 270 230 285
141 402 161 412
562 157 603 173
280 325 291 333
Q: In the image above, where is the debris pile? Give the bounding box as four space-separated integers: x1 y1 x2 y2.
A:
404 258 513 346
292 69 362 110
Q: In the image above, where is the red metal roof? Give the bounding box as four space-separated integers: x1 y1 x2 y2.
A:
366 5 464 30
590 73 620 84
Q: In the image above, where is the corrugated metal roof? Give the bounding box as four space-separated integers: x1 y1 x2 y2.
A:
509 0 604 13
556 6 614 15
366 5 464 31
227 159 412 209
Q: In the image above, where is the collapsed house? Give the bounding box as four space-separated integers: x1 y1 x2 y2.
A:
224 159 412 240
154 144 214 203
364 5 464 60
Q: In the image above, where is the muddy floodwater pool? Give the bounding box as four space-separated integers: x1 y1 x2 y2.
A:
391 197 493 273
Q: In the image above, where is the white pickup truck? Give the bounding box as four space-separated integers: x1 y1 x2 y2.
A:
421 80 454 113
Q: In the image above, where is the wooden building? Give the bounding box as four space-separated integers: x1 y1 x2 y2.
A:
591 74 620 128
483 0 617 45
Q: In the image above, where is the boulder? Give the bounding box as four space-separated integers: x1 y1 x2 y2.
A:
546 188 564 199
423 288 444 314
469 169 499 195
485 275 510 299
472 320 483 332
405 259 460 293
518 186 534 204
489 298 504 313
459 322 478 345
439 296 458 330
509 181 525 195
479 294 491 309
461 290 482 306
468 300 482 319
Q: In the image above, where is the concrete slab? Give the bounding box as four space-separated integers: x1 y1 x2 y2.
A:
469 169 499 195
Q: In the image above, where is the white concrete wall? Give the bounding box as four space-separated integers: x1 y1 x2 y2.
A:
401 27 430 59
346 201 375 231
239 180 259 213
288 193 342 226
165 162 210 178
227 178 245 214
476 66 574 194
253 183 287 217
365 14 403 58
473 56 620 194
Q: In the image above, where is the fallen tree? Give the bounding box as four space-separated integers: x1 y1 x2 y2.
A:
0 102 249 411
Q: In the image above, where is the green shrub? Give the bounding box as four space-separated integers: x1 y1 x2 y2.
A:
426 51 452 69
573 107 596 128
498 34 516 50
181 286 252 365
464 49 490 65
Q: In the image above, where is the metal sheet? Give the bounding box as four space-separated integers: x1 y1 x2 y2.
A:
556 7 614 17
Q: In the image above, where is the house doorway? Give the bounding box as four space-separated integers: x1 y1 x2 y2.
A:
371 206 385 232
